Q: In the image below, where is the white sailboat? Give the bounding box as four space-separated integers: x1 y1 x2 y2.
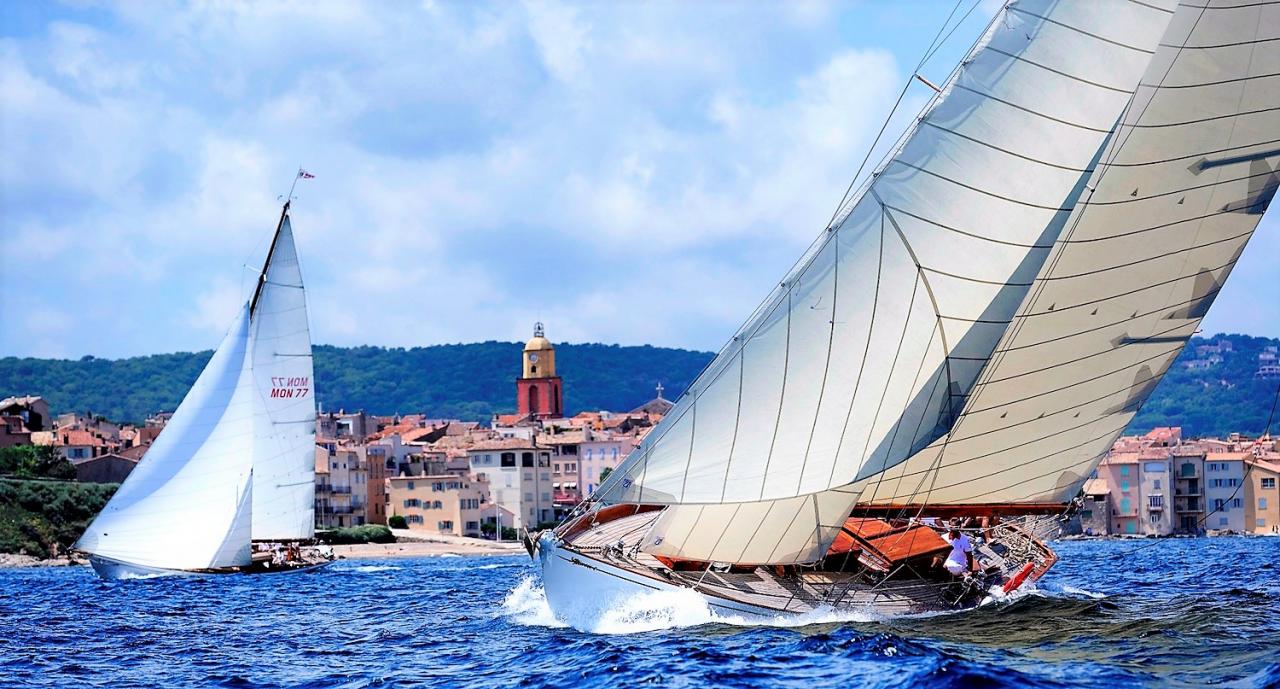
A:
76 195 325 579
529 0 1279 621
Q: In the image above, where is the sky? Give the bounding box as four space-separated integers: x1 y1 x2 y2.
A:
1 0 1275 360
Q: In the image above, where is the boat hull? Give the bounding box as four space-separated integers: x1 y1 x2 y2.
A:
536 531 778 623
87 554 332 581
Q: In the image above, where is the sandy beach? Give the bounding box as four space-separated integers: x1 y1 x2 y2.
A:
333 530 525 559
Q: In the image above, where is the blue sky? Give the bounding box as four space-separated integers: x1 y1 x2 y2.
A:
1 1 1275 360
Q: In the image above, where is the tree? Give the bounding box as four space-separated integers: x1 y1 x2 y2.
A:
598 467 612 484
0 445 76 480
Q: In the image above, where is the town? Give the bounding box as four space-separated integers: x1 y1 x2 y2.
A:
3 326 1278 546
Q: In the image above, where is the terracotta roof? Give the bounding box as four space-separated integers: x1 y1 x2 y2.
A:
1082 477 1109 495
539 431 587 445
1102 451 1140 464
469 437 537 451
58 430 105 447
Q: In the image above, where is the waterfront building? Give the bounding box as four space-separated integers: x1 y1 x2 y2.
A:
467 437 554 529
314 442 370 528
1079 478 1111 536
1172 448 1206 534
387 474 488 537
1244 458 1280 534
0 396 49 433
1204 452 1248 533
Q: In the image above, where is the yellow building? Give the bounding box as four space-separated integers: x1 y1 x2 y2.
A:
388 474 489 537
1244 458 1280 534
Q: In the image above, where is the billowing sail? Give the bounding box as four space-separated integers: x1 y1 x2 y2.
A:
597 0 1177 529
249 215 317 540
853 0 1280 508
75 307 256 570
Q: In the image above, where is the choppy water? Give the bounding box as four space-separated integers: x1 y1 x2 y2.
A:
1 538 1277 688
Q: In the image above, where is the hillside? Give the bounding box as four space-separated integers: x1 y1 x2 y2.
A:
0 341 713 424
1 334 1275 436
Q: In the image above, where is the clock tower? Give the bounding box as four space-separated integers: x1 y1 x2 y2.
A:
517 322 563 419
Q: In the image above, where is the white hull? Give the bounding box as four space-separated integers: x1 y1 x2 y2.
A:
535 531 777 623
87 554 331 580
88 554 203 581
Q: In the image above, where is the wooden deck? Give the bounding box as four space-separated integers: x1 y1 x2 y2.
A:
557 509 1057 615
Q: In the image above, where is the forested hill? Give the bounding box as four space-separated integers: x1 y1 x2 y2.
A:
1 334 1276 437
0 342 713 424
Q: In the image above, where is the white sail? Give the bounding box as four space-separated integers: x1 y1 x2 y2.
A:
75 307 256 570
250 215 317 540
597 0 1176 522
852 0 1280 507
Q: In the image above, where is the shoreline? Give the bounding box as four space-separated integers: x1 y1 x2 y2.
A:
0 533 526 569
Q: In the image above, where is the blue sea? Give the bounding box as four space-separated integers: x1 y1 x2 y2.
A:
2 538 1277 689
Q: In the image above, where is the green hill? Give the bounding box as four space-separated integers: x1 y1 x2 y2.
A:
1 334 1275 437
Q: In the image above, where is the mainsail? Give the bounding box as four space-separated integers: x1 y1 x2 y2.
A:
250 214 317 540
76 204 316 570
594 0 1275 566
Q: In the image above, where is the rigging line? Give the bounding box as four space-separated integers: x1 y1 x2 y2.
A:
883 328 950 505
824 0 973 229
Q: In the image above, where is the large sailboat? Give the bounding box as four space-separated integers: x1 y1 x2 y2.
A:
529 0 1279 620
76 196 325 580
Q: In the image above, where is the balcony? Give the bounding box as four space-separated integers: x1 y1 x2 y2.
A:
318 505 356 515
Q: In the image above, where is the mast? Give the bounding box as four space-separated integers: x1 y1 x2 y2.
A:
251 200 291 315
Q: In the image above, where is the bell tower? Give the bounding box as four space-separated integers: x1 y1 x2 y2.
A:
516 322 563 419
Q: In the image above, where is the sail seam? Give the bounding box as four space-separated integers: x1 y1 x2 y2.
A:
1138 70 1280 89
880 204 1055 248
1038 229 1253 281
1080 167 1277 205
1103 136 1280 167
982 46 1134 94
888 160 1077 210
1061 209 1246 243
918 120 1095 172
795 241 840 495
949 84 1113 133
1157 35 1280 50
1006 6 1158 54
757 291 793 501
1122 104 1280 129
1015 260 1234 315
997 291 1220 357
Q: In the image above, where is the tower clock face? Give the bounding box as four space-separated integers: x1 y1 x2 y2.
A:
529 353 539 362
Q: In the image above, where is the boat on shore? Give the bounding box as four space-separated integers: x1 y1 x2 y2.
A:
76 174 331 580
528 0 1278 623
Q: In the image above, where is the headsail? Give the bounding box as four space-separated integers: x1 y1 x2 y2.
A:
852 0 1280 508
249 208 317 541
75 307 256 570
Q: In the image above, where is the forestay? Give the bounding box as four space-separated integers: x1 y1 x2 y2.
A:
853 0 1280 508
75 308 256 570
596 0 1176 536
250 216 317 540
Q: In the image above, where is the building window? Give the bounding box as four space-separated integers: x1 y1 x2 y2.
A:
1143 462 1165 473
501 452 516 468
1232 498 1242 508
1260 498 1269 509
1120 498 1131 514
407 481 415 490
1120 466 1130 477
1219 516 1228 526
407 515 424 524
1262 478 1276 489
1228 478 1239 487
1214 499 1225 510
403 499 420 508
1121 481 1130 493
1153 480 1161 490
522 452 535 468
438 521 453 531
1149 495 1163 508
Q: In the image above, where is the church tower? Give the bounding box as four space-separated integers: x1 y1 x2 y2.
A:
517 322 563 419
